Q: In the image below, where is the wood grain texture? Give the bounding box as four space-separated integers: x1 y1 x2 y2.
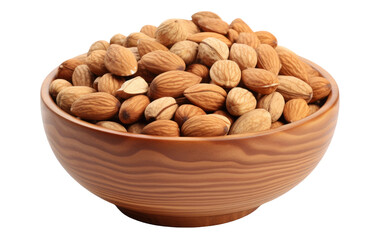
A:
40 58 339 227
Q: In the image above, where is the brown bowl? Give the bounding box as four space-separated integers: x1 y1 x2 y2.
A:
41 58 339 227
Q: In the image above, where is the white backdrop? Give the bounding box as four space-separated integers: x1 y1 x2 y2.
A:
1 0 381 239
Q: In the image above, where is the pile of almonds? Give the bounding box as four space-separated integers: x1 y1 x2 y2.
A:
49 11 331 137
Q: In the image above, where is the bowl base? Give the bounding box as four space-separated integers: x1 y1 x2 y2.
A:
116 206 258 227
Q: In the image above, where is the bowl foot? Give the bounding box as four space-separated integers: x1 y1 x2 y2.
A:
116 205 258 227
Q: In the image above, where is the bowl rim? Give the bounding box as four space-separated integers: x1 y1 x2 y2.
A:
41 57 339 142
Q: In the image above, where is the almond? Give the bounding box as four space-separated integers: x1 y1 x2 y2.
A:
49 79 73 99
149 70 202 99
230 18 253 33
277 75 313 102
210 60 241 88
256 44 281 75
116 76 148 99
155 19 192 47
88 40 109 55
257 92 285 122
57 58 85 81
72 64 95 87
56 86 96 113
242 68 279 94
144 97 178 121
197 37 229 67
226 87 257 116
186 64 210 83
209 114 231 129
110 33 126 46
123 32 153 48
283 99 310 123
197 18 229 35
308 76 331 103
181 115 229 137
181 20 200 35
128 47 141 61
184 83 227 111
227 29 239 43
191 11 221 24
96 121 127 132
187 32 232 47
132 60 156 83
308 104 320 115
229 43 258 70
127 122 147 134
170 40 199 65
104 44 138 76
276 46 310 83
119 95 150 124
236 32 261 49
174 104 206 127
271 121 284 129
213 110 235 125
302 61 321 78
97 73 125 96
229 109 271 135
140 25 157 38
254 31 278 48
137 38 168 57
71 92 120 120
86 50 108 76
140 50 186 74
141 120 180 137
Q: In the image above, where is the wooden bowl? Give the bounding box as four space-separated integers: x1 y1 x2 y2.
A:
40 58 339 227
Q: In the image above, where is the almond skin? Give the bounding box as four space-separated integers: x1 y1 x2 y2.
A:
57 58 85 81
191 11 221 24
86 50 108 76
181 115 229 137
229 43 258 70
236 32 261 49
283 99 310 123
104 44 138 76
308 104 320 115
184 83 227 112
144 97 178 121
187 32 232 47
155 19 191 47
97 73 125 96
230 18 253 33
210 60 241 88
170 40 199 65
174 104 206 127
229 109 271 135
140 50 186 74
227 29 239 43
276 46 310 83
197 18 229 35
123 32 153 48
49 79 73 99
254 31 278 48
96 121 127 132
308 77 331 103
149 70 202 99
88 40 110 55
213 110 235 125
140 25 157 38
256 44 281 75
56 86 96 113
127 122 147 134
110 33 126 46
276 75 313 102
242 68 279 94
137 38 168 57
271 121 284 129
197 37 229 67
257 92 285 122
72 64 95 87
186 64 210 83
119 95 150 124
226 87 257 116
141 120 180 137
71 92 121 120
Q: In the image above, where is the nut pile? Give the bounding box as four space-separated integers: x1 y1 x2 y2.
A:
49 11 331 137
